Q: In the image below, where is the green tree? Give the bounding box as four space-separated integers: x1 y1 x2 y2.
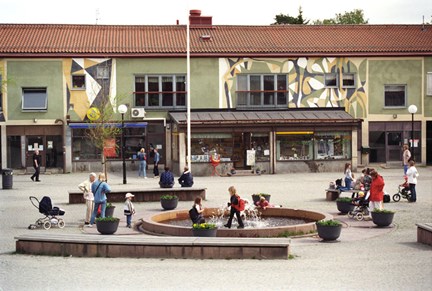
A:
313 9 368 25
273 6 309 25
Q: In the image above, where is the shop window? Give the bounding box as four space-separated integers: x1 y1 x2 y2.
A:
315 132 351 160
22 88 47 111
190 133 233 162
342 73 355 88
251 133 270 162
134 75 186 109
276 132 314 160
236 74 287 108
384 85 406 107
72 75 86 89
325 73 338 87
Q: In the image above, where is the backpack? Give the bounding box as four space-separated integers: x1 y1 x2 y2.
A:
189 207 199 221
232 195 245 212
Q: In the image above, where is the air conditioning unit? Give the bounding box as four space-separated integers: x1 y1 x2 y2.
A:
131 107 145 118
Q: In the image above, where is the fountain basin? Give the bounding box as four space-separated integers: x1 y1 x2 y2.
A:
140 207 332 237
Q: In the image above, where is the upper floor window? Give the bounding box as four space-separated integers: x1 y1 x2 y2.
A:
384 85 406 107
22 88 47 111
72 75 86 89
342 73 356 88
236 74 287 108
427 72 432 96
325 73 338 88
134 75 186 109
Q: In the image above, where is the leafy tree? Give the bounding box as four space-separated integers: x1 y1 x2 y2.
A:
273 6 309 25
313 9 368 25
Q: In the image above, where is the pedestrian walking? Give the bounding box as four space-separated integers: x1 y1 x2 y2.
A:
78 172 97 225
30 150 42 182
369 169 385 211
153 148 160 178
402 144 411 175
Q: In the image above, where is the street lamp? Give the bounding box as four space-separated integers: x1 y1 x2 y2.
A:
408 104 417 161
118 104 128 184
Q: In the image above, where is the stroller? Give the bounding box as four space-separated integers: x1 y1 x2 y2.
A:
348 191 370 221
392 176 411 202
28 196 66 230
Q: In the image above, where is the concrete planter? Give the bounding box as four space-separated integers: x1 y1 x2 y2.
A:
316 223 342 241
192 228 217 237
161 198 178 210
336 200 355 214
371 211 395 227
96 219 120 235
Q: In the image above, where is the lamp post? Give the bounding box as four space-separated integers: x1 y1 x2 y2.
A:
408 104 417 161
118 104 128 184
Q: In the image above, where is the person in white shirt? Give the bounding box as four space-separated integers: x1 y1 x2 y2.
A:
78 172 97 225
406 160 419 202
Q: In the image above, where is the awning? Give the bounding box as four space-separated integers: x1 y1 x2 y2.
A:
68 122 147 129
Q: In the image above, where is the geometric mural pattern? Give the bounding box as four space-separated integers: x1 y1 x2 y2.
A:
63 58 113 121
222 57 367 118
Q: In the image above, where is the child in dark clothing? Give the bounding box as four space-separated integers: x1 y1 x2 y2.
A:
224 186 244 229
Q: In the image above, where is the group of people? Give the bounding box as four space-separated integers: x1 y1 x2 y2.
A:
136 147 194 188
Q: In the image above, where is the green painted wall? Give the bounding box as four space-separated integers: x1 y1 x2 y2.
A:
7 60 63 120
116 58 219 109
368 59 422 115
424 57 432 118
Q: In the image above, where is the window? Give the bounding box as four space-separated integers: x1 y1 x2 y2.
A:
72 75 86 89
276 132 314 160
251 133 270 162
236 74 287 108
342 73 355 88
190 133 233 162
134 75 186 109
427 72 432 96
325 73 338 87
315 132 351 160
384 85 406 107
22 88 47 110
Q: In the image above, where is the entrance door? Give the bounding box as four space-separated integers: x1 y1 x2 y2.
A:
386 132 402 161
26 136 45 168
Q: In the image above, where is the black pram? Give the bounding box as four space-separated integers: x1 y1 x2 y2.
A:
29 196 66 230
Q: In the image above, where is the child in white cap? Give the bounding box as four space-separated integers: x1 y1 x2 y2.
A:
124 193 136 228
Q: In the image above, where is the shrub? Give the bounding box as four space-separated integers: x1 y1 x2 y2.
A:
160 195 178 200
316 219 341 226
95 216 120 222
336 197 352 203
372 208 395 214
106 202 114 208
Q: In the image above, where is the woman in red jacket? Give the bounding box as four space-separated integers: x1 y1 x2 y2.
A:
369 169 385 211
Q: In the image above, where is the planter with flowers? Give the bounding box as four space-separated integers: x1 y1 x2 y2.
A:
316 219 342 241
160 195 178 210
336 197 355 214
371 208 395 227
95 216 120 235
192 223 218 237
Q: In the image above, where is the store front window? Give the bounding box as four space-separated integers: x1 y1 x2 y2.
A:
190 133 233 162
315 132 351 159
276 132 314 160
251 133 270 162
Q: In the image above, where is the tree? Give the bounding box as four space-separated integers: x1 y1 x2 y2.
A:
313 9 369 25
273 6 309 25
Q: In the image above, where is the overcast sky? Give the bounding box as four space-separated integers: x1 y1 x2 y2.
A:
1 0 431 25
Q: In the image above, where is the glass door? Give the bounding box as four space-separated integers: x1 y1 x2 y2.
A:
386 132 402 161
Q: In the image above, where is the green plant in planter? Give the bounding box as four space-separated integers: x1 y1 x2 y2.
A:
192 223 217 230
316 219 341 226
96 216 119 222
106 202 114 208
371 208 395 214
160 194 178 200
336 197 352 203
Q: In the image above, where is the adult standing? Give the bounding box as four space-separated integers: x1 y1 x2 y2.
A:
78 172 97 225
88 173 111 227
178 166 194 187
137 148 147 178
344 162 354 190
402 144 411 175
406 160 419 202
369 169 385 211
30 150 42 182
153 148 160 178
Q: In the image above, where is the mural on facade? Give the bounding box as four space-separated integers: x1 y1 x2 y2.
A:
222 57 367 118
63 58 114 121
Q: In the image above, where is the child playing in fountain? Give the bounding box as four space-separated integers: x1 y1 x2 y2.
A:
189 196 205 224
224 186 245 229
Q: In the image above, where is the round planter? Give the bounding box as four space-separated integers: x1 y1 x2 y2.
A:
371 212 395 227
316 223 342 241
161 198 178 210
192 228 217 237
105 206 115 217
96 219 120 235
336 201 355 214
251 195 271 204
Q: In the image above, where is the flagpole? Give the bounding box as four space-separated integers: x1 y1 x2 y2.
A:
186 9 191 171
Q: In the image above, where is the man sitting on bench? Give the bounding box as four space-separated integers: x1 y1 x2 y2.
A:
159 167 175 188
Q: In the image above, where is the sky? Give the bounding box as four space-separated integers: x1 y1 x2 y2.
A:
1 0 431 25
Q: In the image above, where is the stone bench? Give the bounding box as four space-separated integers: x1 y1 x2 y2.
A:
325 188 363 201
15 233 290 260
68 187 206 204
416 223 432 246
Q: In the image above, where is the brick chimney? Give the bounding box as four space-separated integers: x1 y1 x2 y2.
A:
189 10 212 27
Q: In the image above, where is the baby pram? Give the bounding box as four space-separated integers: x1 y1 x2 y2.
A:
347 191 370 221
28 196 66 230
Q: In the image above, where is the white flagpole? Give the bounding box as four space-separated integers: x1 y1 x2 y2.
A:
186 10 191 171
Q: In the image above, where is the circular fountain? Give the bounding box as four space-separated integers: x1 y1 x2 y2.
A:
140 207 332 237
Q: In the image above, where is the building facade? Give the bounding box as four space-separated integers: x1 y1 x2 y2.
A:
0 11 431 175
